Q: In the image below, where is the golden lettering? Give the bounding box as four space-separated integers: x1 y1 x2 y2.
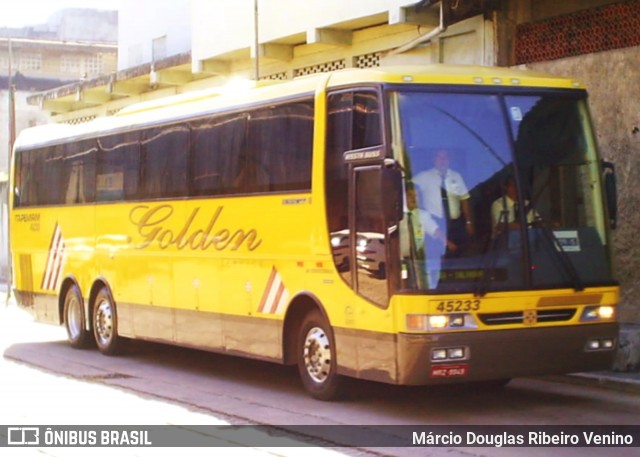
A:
129 204 262 252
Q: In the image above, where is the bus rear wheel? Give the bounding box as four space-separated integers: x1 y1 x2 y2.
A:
93 287 124 355
297 310 343 401
63 285 92 349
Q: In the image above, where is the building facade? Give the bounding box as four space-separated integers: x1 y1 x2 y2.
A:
0 9 117 281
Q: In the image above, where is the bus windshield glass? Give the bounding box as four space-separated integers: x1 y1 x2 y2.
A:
391 89 614 294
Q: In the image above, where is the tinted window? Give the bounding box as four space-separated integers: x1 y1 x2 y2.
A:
15 140 96 207
62 140 96 204
97 132 140 201
140 124 189 199
325 90 383 285
191 113 246 196
14 98 314 206
245 101 313 193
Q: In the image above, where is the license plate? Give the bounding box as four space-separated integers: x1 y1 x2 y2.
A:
430 364 468 378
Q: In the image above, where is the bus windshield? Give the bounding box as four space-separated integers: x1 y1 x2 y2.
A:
391 89 614 294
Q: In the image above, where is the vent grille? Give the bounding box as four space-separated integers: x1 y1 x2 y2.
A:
65 115 97 125
293 59 346 77
355 52 382 69
516 0 640 64
260 71 287 81
478 309 576 326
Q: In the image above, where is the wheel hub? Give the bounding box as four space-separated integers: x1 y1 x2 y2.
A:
95 299 113 345
303 327 332 383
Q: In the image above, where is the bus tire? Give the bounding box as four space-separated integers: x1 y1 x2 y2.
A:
63 284 92 349
92 287 123 355
297 310 343 401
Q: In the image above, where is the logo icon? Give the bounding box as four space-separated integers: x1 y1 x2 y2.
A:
7 427 40 445
523 309 538 325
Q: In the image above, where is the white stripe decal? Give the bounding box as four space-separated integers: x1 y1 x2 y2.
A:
265 275 283 314
42 224 66 291
274 288 290 315
42 224 60 289
51 238 66 291
258 267 289 315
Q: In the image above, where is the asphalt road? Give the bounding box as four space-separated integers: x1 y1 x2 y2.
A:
2 299 639 457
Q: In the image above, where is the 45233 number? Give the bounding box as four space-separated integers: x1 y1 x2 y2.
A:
435 299 481 313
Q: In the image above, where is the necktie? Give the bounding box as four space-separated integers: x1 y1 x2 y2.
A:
440 174 450 220
513 202 519 223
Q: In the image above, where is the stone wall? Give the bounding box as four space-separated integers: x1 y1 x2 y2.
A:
527 45 640 323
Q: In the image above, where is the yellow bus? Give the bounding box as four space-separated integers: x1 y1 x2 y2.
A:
10 65 618 400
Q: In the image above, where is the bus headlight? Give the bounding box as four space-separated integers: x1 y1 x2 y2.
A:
406 314 478 331
580 305 615 321
429 315 448 329
597 306 615 320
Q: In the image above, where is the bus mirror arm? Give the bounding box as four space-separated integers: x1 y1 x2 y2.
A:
381 162 404 223
602 160 617 229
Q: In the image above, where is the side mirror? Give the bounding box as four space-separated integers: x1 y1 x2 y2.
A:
381 162 404 223
602 160 617 229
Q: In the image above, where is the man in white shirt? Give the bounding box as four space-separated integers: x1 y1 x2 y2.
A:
491 175 539 236
413 148 474 257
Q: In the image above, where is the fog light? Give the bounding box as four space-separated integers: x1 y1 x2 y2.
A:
601 339 614 349
587 339 601 350
432 349 448 361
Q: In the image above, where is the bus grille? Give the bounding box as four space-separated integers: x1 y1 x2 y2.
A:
478 309 577 326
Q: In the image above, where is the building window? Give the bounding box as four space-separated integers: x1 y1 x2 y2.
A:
20 53 42 71
152 35 168 62
61 55 81 74
84 55 103 75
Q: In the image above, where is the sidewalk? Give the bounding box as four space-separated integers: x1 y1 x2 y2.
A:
562 368 640 394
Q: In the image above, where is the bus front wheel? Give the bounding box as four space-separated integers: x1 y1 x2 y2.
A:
93 287 124 355
63 284 92 349
297 310 343 401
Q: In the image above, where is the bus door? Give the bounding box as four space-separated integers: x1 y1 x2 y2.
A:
352 165 389 306
326 88 401 308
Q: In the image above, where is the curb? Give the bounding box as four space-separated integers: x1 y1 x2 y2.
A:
542 372 640 394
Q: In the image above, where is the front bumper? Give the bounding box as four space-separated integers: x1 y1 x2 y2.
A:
397 323 618 385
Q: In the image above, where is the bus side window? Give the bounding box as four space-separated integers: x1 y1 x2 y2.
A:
140 125 189 199
243 100 313 194
191 113 246 197
97 133 140 202
267 102 313 192
63 140 96 205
